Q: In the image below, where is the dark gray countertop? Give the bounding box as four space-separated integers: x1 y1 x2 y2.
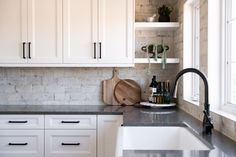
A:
0 105 235 157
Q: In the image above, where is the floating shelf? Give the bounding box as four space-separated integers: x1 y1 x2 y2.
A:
135 22 180 31
134 58 179 64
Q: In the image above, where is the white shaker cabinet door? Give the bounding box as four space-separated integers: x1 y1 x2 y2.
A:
97 115 123 157
45 130 96 157
98 0 134 64
27 0 63 63
0 0 28 63
0 130 44 157
63 0 98 64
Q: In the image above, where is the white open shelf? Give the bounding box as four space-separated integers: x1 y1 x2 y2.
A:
134 58 179 64
135 22 180 31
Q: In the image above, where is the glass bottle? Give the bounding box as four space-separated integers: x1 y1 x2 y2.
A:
149 76 158 103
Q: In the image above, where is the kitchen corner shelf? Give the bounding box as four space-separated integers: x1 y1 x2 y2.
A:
134 58 179 64
135 22 180 31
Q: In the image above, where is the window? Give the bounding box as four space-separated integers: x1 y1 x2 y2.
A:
225 0 236 106
208 0 236 117
183 0 200 104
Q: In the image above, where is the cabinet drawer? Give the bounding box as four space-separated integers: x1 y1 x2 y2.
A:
45 115 96 129
0 130 44 157
45 130 96 157
0 115 44 129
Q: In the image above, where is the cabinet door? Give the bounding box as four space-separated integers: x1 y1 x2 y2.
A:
63 0 98 64
0 0 28 63
98 0 134 64
45 130 96 157
97 115 123 157
0 130 44 157
27 0 63 63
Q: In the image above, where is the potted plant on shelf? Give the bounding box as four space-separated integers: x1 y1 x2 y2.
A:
157 5 173 22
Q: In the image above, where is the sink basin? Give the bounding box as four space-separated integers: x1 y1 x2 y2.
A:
123 126 213 150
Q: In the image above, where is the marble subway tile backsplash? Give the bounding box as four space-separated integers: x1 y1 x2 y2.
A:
0 65 177 105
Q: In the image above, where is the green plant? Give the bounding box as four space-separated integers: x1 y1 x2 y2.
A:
158 5 173 16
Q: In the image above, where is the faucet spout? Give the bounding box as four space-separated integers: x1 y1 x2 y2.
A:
172 68 214 134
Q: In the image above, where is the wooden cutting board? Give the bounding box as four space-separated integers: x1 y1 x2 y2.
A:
114 79 141 105
102 68 120 105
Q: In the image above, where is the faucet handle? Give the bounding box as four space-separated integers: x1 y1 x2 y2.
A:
203 110 212 122
203 110 214 134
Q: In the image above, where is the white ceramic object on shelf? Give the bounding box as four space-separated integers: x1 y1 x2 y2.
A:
146 14 156 22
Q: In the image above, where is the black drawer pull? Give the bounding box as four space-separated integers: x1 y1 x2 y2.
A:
8 120 28 123
93 42 96 59
61 143 80 146
99 42 102 59
8 143 28 146
61 121 80 123
28 42 31 59
23 42 26 59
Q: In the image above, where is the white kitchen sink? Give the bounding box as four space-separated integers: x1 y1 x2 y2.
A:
123 126 212 150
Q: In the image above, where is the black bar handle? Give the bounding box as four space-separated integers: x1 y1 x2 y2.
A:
99 42 102 59
61 143 80 146
61 121 80 124
8 120 28 123
93 42 96 59
8 143 28 146
28 42 31 59
23 42 26 59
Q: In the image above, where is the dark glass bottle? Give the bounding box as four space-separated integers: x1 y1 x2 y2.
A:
164 81 171 104
160 82 165 104
157 82 161 103
149 76 158 103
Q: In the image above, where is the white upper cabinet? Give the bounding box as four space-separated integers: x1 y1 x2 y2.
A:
63 0 98 64
98 0 134 64
0 0 27 63
64 0 134 65
0 0 62 64
0 0 134 66
28 0 63 63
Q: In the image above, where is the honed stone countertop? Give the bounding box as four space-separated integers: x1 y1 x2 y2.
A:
0 105 236 157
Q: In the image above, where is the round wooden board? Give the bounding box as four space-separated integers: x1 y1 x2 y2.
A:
114 79 141 105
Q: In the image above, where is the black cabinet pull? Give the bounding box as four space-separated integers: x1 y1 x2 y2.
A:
93 42 96 59
99 42 102 59
61 143 80 146
8 143 28 146
28 42 31 59
8 120 28 123
23 42 26 59
61 121 80 123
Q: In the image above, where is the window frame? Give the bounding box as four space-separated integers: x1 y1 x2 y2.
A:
183 0 200 104
221 0 236 113
192 1 200 101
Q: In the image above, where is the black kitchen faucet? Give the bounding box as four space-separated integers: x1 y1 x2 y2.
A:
172 68 214 134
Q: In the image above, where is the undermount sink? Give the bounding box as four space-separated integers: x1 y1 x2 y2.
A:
123 126 213 150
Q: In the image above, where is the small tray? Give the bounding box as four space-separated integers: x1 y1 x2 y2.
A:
140 102 176 108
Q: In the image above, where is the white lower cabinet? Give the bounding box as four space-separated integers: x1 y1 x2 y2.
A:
97 115 123 157
0 114 123 157
45 130 96 157
0 130 44 157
